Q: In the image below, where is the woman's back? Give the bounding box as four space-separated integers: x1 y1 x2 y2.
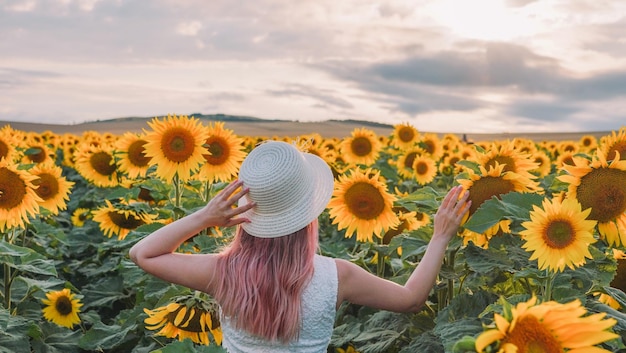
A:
221 255 338 353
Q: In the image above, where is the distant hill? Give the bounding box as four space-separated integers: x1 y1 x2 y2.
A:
0 115 395 139
0 114 615 142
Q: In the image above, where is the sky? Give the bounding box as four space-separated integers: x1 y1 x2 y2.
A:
1 0 626 133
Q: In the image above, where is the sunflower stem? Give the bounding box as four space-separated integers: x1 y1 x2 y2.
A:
3 262 13 311
200 181 213 237
544 269 555 302
2 228 18 310
173 173 183 219
376 237 385 277
445 247 458 305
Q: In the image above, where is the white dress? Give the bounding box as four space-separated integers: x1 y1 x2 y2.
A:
221 255 338 353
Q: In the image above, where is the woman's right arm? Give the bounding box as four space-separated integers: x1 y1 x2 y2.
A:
335 186 470 313
129 180 254 293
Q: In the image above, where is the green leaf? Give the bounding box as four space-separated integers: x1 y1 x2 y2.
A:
150 339 226 353
400 331 444 353
30 322 82 353
81 276 129 310
0 242 58 276
0 308 33 353
78 321 135 351
353 327 402 353
464 243 514 274
464 192 543 234
395 186 440 211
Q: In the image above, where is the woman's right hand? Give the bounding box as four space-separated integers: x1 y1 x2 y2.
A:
200 179 256 228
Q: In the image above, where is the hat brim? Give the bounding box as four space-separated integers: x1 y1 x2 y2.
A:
239 153 334 238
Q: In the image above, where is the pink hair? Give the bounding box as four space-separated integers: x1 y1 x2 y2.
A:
213 220 319 342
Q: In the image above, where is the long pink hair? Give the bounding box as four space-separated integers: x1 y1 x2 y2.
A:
213 220 319 342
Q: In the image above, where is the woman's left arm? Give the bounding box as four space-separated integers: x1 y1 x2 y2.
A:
129 180 254 292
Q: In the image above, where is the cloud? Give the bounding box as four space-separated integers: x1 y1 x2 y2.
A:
318 40 626 130
267 84 354 110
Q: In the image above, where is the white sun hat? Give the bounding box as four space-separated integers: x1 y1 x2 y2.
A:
238 140 335 238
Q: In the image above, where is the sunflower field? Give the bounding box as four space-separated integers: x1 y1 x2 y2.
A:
1 115 626 353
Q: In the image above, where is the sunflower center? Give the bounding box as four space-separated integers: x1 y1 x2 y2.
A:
204 138 229 165
612 258 626 292
607 142 626 161
544 220 575 249
166 307 207 332
403 153 417 169
414 161 429 175
32 173 59 200
576 168 626 222
468 176 514 215
0 140 9 159
502 315 562 353
26 146 46 163
162 127 196 163
350 137 373 157
0 168 27 210
560 155 575 166
55 295 74 316
90 152 116 176
581 137 594 148
399 127 416 143
422 140 435 155
108 211 145 229
486 156 515 173
344 182 385 220
129 140 150 167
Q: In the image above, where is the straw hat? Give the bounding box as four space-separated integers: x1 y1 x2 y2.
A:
238 140 334 238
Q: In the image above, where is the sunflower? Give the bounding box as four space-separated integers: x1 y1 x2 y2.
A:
394 147 426 179
557 140 580 155
528 150 552 178
56 133 79 167
41 288 83 329
475 296 618 353
336 345 360 353
114 132 151 179
418 133 444 160
412 154 438 185
0 125 18 162
554 150 579 169
339 128 382 166
196 122 246 183
0 159 42 231
143 114 209 181
473 140 540 191
71 208 91 227
144 298 222 345
458 163 539 219
457 163 539 247
20 136 55 165
30 162 74 215
391 122 419 149
596 249 626 310
91 200 156 240
520 197 597 272
601 127 626 162
558 149 626 247
73 143 120 188
579 134 598 152
328 168 400 242
383 209 425 247
439 151 464 176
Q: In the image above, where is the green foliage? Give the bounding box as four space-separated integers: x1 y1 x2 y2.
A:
2 128 626 353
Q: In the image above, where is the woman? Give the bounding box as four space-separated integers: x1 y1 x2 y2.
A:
130 140 470 352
